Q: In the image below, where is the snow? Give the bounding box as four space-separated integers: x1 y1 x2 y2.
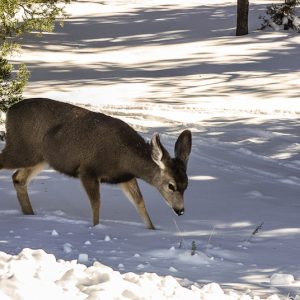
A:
1 0 300 299
78 253 89 264
0 248 289 300
270 274 295 286
104 235 112 242
63 243 73 254
51 229 59 236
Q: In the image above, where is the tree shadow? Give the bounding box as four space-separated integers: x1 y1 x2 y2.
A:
5 2 300 297
16 3 300 104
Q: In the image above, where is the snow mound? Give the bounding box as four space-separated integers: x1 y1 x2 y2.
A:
0 248 284 300
270 273 295 286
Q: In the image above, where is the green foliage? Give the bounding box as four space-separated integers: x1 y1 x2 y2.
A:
0 58 29 112
0 0 71 113
0 0 71 53
261 0 300 31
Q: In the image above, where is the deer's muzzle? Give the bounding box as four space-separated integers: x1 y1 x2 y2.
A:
173 207 185 216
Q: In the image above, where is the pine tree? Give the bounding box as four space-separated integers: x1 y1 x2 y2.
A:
261 0 300 31
0 0 71 113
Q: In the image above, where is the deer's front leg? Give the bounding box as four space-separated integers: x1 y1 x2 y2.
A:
121 178 155 230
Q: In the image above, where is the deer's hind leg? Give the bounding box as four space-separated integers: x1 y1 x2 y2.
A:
12 162 46 215
80 173 100 227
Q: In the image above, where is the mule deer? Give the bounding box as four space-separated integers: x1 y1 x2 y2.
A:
0 98 192 229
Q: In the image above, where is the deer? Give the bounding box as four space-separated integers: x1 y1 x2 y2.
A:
0 98 192 229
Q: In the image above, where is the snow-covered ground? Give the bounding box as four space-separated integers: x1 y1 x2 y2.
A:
1 0 300 299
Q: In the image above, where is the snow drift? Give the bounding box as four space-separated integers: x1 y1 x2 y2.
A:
0 248 288 300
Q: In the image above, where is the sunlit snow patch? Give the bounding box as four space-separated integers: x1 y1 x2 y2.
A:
0 248 286 300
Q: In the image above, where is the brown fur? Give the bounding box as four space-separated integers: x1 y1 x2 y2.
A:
0 98 192 229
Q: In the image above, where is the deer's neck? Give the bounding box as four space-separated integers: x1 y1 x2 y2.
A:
136 158 159 185
129 142 159 185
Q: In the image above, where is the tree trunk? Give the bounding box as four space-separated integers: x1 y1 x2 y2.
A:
236 0 249 36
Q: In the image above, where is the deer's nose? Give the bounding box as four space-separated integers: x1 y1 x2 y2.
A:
174 207 185 216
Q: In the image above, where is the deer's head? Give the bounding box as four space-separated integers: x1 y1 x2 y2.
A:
151 130 192 216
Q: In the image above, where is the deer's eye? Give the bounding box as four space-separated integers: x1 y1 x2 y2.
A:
168 183 176 192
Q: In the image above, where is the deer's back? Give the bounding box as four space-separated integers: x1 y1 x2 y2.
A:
42 106 151 180
5 98 151 180
4 98 86 167
6 98 86 139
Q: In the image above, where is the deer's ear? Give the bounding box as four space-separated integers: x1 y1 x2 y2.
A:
175 130 192 167
151 133 166 170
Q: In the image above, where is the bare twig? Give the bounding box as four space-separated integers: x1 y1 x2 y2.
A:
173 219 188 250
206 225 216 250
191 241 197 256
246 222 264 242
